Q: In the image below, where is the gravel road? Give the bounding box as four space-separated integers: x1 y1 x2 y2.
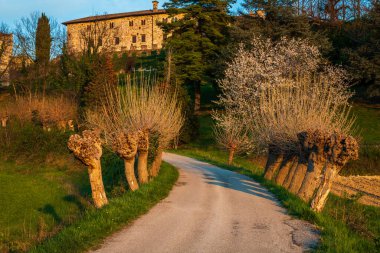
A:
91 153 319 253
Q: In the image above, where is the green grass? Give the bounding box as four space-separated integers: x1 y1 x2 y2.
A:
352 105 380 144
0 121 179 252
344 105 380 176
29 163 178 253
170 112 380 253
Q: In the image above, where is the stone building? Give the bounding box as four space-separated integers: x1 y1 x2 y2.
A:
0 32 13 86
63 1 180 54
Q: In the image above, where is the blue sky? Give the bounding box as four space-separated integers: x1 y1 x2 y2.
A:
0 0 242 28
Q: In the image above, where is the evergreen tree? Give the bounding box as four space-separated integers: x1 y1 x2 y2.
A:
234 0 331 54
35 13 51 96
35 13 51 67
161 0 233 113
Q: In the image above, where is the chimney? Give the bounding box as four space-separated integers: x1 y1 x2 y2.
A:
152 1 159 12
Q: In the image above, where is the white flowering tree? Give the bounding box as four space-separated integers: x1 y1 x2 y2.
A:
216 36 359 212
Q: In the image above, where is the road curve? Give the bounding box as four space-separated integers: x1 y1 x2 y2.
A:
91 153 319 253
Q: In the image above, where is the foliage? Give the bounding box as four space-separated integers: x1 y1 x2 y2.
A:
82 55 117 110
212 108 253 164
161 0 233 111
35 13 51 67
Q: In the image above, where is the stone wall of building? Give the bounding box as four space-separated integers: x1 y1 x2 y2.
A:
0 33 13 86
66 13 182 54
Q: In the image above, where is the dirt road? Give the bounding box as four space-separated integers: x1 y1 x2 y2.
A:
91 153 319 253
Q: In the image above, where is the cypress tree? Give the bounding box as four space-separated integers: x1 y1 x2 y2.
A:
35 13 51 67
35 13 51 96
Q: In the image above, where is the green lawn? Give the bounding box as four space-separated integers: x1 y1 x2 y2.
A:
352 105 380 144
171 110 380 253
0 161 86 252
29 163 178 253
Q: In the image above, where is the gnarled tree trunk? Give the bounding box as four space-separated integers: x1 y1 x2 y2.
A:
228 148 235 165
310 164 336 212
68 130 108 208
288 161 307 194
137 130 149 184
283 157 299 189
150 146 163 177
124 158 139 191
275 155 296 186
310 133 359 212
113 132 140 191
297 131 328 202
88 159 108 208
264 145 283 180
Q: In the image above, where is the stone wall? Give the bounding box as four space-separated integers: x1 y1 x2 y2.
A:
66 13 183 54
0 33 13 86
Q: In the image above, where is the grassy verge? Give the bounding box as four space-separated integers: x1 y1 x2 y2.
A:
0 162 85 252
0 121 178 252
170 113 380 252
29 162 178 253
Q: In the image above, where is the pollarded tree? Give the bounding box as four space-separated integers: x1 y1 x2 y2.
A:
67 130 108 208
149 85 184 177
212 108 253 165
87 77 184 187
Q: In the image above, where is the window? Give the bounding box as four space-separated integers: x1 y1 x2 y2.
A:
132 35 137 43
110 22 114 29
172 17 178 22
129 20 134 26
162 18 168 23
141 34 146 43
115 37 120 45
86 25 91 31
98 38 102 46
141 20 146 25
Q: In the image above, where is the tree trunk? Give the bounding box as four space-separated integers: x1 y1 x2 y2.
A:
264 149 283 180
150 147 163 177
194 81 201 113
228 148 235 165
297 157 326 202
137 151 149 184
1 117 8 128
288 161 308 194
310 164 338 212
88 160 108 208
124 158 139 191
275 156 296 186
283 157 299 189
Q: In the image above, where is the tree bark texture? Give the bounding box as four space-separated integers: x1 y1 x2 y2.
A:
228 148 235 165
288 161 308 194
68 130 108 208
88 159 108 208
297 131 328 202
137 130 149 184
150 147 163 177
124 158 139 192
264 147 283 180
282 157 299 189
112 132 140 191
310 133 359 212
275 155 296 186
310 164 337 212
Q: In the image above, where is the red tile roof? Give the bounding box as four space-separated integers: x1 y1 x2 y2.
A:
63 9 167 25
